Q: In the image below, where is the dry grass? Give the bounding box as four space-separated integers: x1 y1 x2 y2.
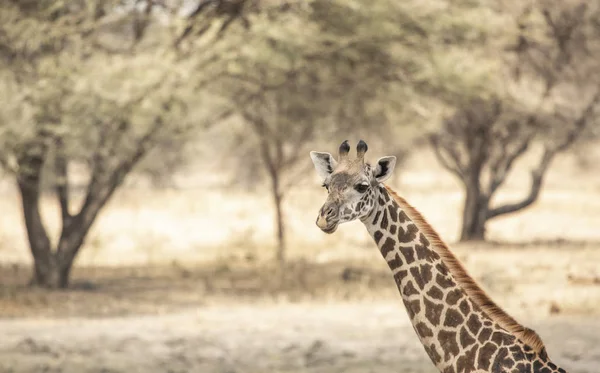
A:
1 240 599 319
0 149 599 319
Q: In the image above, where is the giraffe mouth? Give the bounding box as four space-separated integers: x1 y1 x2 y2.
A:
321 223 338 234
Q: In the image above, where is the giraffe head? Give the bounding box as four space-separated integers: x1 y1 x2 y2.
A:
310 140 397 233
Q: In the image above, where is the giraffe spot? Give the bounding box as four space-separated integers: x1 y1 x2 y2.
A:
484 320 493 327
455 344 477 373
426 285 444 300
491 331 514 346
436 263 449 276
509 344 526 362
344 207 353 215
477 342 497 370
381 209 389 229
466 314 482 335
548 362 558 370
492 347 514 370
388 204 398 222
534 361 553 373
515 362 531 372
399 245 416 264
426 247 441 262
538 346 549 361
374 231 383 244
419 233 430 247
410 264 433 290
372 211 381 225
459 326 476 348
436 274 455 289
410 299 421 313
407 299 421 319
389 224 397 235
446 288 463 305
380 238 396 259
557 368 567 373
478 327 493 344
398 224 418 243
378 197 385 206
416 244 440 262
403 298 421 319
424 343 442 364
415 322 434 338
459 299 470 316
524 350 537 361
415 244 428 260
393 270 408 286
403 281 419 297
387 253 403 270
398 210 409 223
382 191 390 201
443 308 464 328
424 298 444 325
438 330 460 361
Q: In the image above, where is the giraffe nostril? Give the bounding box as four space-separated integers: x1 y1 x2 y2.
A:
321 205 338 219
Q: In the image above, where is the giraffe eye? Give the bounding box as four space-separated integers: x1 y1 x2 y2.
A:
355 183 369 193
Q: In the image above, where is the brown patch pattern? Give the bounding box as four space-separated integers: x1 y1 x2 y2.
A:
384 185 546 354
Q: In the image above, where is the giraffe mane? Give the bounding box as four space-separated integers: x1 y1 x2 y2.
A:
384 185 547 354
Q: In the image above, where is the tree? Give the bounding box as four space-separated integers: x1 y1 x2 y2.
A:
208 0 437 265
0 1 207 288
430 96 595 241
429 0 600 241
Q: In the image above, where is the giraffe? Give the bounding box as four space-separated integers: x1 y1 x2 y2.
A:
309 140 567 373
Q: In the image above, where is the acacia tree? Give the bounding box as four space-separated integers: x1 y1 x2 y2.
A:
0 0 222 288
208 0 439 265
430 96 595 241
429 0 600 241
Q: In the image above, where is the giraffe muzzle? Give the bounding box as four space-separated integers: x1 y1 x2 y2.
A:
316 202 339 234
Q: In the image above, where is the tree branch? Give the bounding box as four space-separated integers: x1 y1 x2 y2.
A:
488 130 534 195
77 116 164 235
553 89 600 153
429 134 465 181
486 147 553 220
487 90 597 220
54 136 71 223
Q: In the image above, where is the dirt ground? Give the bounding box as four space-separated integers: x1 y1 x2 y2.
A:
1 243 600 373
0 302 599 373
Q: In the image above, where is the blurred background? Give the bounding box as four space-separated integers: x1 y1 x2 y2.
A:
0 0 599 372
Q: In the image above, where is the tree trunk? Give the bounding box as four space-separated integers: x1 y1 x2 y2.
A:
17 179 62 288
269 170 286 267
31 255 75 289
274 191 286 267
18 164 86 289
54 218 91 288
459 180 490 241
274 192 286 266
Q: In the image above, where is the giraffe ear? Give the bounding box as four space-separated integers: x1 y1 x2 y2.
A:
310 151 338 180
374 156 396 183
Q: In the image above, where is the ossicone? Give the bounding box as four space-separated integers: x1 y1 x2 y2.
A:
357 139 368 160
338 140 350 160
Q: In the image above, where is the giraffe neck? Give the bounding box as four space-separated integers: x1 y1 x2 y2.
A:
360 185 566 373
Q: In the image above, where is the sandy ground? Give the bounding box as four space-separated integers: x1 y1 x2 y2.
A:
0 302 599 373
1 243 599 373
